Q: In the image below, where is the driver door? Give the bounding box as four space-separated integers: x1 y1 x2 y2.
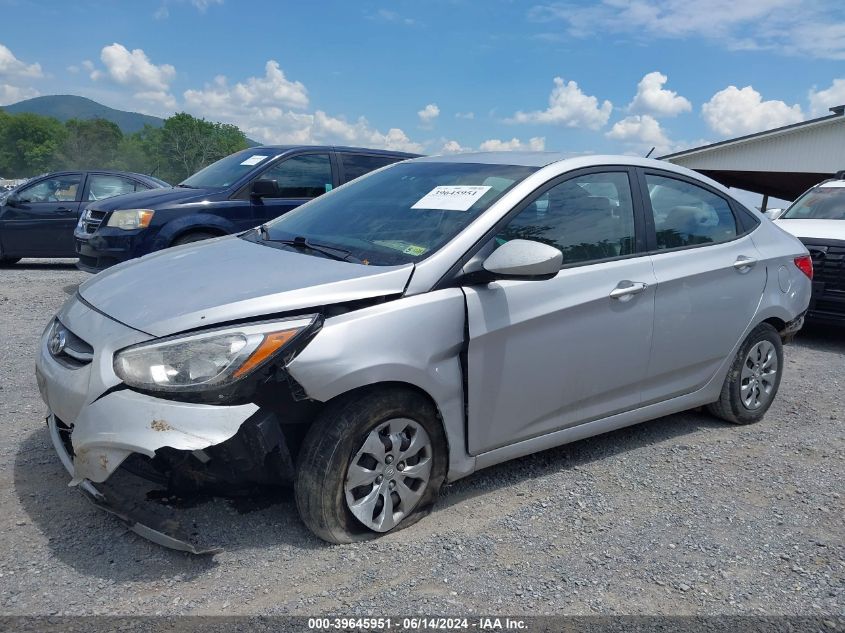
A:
249 152 335 225
0 173 84 257
463 169 656 454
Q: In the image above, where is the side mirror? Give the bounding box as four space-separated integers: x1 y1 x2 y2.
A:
250 179 280 199
5 194 19 207
764 208 785 220
482 239 562 280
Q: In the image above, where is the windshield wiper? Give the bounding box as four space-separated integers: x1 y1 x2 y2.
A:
259 229 357 262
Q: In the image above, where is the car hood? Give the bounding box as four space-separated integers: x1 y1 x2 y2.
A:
78 235 414 337
773 219 845 241
86 186 222 211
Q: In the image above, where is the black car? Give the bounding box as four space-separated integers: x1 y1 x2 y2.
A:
74 146 419 273
0 170 168 265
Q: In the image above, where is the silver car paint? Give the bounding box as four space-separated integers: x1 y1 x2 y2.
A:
36 153 811 492
79 234 414 336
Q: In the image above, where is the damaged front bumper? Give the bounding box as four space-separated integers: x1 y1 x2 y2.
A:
47 413 223 554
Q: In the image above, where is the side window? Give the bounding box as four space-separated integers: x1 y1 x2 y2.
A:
18 175 82 203
497 171 637 266
258 153 332 198
86 175 142 201
645 174 738 249
340 154 400 182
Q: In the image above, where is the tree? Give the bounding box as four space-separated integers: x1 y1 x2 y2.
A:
57 118 123 169
150 113 248 183
0 112 66 176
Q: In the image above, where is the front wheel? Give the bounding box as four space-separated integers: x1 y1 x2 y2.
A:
295 387 447 543
172 231 219 246
707 323 783 424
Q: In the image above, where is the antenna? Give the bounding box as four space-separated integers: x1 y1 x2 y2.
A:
645 147 655 158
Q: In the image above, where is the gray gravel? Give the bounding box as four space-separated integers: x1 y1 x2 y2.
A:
0 259 843 616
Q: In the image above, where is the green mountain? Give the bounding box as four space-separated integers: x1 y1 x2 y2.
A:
1 95 163 134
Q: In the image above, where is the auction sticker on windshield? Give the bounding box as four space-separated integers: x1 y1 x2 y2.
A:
412 185 492 211
240 155 269 166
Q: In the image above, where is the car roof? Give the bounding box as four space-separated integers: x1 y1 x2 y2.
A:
254 145 421 158
410 152 733 195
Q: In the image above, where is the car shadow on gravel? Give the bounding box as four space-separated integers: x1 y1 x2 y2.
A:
9 260 79 270
13 427 322 581
15 407 727 578
793 323 845 353
439 408 725 508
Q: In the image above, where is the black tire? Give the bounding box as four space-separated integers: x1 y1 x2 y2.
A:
707 323 783 425
172 231 219 246
295 387 447 544
0 256 20 266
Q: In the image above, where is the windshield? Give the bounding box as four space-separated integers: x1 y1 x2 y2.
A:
781 185 845 220
180 150 277 188
252 161 538 266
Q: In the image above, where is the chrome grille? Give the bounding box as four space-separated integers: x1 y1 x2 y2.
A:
80 208 108 235
48 320 94 368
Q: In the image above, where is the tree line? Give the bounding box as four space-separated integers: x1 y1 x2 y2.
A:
0 110 249 184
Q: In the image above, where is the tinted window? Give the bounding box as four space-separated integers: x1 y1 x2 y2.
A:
87 175 145 201
646 175 737 249
341 154 402 182
497 172 636 266
18 175 82 203
256 161 537 266
259 154 332 198
781 185 845 220
181 150 276 188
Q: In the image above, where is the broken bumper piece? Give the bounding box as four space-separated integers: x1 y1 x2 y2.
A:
49 414 222 555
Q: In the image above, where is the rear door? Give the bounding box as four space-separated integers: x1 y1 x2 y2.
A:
248 152 335 224
464 168 656 454
639 170 767 403
0 173 84 257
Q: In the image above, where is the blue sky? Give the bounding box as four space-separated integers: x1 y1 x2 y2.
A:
1 0 844 171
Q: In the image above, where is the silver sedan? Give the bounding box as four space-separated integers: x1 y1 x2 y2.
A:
36 152 811 551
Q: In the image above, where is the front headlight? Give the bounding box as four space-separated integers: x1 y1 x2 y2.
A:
113 316 318 392
107 209 155 230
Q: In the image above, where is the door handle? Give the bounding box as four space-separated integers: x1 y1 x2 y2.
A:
56 207 74 214
733 256 758 271
610 280 648 300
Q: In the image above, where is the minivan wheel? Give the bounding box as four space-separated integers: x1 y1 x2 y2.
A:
707 323 783 425
172 231 218 246
295 388 447 544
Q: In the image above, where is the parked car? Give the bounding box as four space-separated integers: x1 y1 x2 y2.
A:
37 153 810 552
774 171 845 324
74 146 419 273
0 170 168 265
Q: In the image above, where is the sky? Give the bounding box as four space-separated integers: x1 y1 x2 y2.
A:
0 0 844 206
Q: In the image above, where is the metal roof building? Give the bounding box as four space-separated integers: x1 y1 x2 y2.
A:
660 105 845 205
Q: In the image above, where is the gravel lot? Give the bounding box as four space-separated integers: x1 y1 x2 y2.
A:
0 259 843 617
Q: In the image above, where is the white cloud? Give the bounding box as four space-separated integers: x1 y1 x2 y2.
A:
479 137 546 151
154 5 170 19
455 111 475 120
441 140 471 153
92 43 175 92
702 85 804 136
606 114 673 154
182 60 421 151
508 77 612 129
183 60 308 118
0 44 42 79
191 0 223 11
528 0 845 60
628 71 691 117
417 103 440 127
0 83 39 105
369 9 416 25
82 60 95 72
808 78 845 116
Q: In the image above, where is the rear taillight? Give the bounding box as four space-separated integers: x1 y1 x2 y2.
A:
794 255 813 280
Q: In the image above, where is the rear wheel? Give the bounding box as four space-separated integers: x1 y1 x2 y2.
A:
0 246 20 266
172 231 219 246
707 323 783 424
295 387 447 544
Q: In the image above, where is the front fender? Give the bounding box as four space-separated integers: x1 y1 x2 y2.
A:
286 288 475 481
153 212 239 250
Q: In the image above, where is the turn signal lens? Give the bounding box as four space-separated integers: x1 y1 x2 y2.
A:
233 330 300 378
794 255 813 280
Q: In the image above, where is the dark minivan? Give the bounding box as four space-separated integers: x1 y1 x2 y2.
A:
75 146 418 272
